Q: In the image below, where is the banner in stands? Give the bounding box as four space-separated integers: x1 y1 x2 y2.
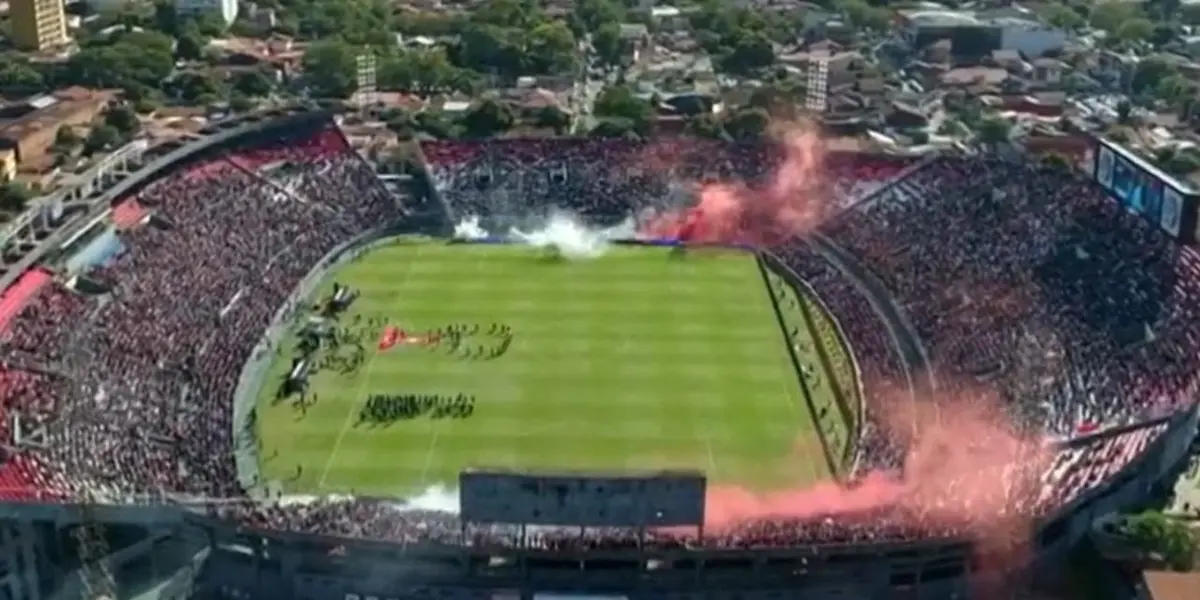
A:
1162 186 1184 238
1096 143 1114 188
1094 138 1192 240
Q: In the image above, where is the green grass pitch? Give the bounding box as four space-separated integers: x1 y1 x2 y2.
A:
254 240 847 497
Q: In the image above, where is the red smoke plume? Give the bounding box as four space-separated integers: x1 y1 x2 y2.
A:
636 122 834 245
704 380 1055 575
638 124 1055 579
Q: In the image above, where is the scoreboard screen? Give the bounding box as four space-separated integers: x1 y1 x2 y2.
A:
1094 139 1190 239
459 469 706 527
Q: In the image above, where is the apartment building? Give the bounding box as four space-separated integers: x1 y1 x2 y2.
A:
9 0 70 52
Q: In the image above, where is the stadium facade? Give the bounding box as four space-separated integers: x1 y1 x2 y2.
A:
0 110 1197 600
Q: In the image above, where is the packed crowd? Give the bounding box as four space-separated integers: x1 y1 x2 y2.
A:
823 157 1200 437
205 416 1164 552
0 121 399 501
419 139 912 231
0 134 1192 554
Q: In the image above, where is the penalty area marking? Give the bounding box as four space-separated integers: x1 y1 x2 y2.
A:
317 244 424 490
415 420 443 488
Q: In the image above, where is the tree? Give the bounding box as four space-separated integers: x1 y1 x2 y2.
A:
412 49 458 96
83 125 121 155
0 182 31 213
532 105 571 133
525 20 578 74
459 99 515 138
1041 153 1072 171
1116 18 1155 44
593 85 652 133
1117 100 1133 124
592 22 625 68
171 72 223 105
457 22 519 74
718 32 775 75
0 53 45 93
842 0 892 31
473 0 535 28
723 107 770 140
175 21 208 61
1155 148 1200 177
748 81 804 112
1120 511 1196 571
104 105 141 137
684 113 727 139
976 118 1011 144
415 110 455 138
228 93 256 113
384 108 415 135
1132 58 1172 96
290 0 397 46
572 0 623 34
61 32 175 90
1091 2 1142 34
1157 74 1192 107
52 126 81 156
302 40 358 99
1040 4 1084 29
233 69 275 97
588 117 637 138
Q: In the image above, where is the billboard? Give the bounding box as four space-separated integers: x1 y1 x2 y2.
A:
1096 144 1114 188
1094 139 1192 240
1109 153 1144 212
1162 186 1184 237
459 470 706 527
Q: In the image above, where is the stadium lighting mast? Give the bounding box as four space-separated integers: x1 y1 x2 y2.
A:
805 51 830 115
355 53 378 116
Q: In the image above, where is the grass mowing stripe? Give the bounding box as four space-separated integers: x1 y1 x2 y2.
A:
317 244 423 489
256 242 833 497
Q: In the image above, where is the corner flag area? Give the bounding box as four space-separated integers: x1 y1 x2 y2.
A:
254 240 849 497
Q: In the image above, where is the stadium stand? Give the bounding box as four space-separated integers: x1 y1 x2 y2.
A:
0 268 52 332
0 126 1195 598
823 157 1198 437
418 139 914 230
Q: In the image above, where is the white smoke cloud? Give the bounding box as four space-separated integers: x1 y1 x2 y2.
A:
451 211 636 260
395 484 460 513
452 215 489 241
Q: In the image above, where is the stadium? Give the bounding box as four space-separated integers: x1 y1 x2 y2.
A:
0 107 1196 600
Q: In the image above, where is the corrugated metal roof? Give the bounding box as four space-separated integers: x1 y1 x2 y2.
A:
27 95 58 110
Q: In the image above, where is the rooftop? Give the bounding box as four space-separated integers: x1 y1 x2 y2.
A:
0 88 116 145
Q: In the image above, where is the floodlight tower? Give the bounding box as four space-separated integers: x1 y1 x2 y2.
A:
355 53 378 116
805 51 830 115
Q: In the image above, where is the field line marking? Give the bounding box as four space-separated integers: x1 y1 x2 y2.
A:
704 436 718 478
317 244 424 489
416 424 442 488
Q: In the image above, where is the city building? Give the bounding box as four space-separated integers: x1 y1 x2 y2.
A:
8 0 70 52
897 10 1065 59
174 0 238 26
0 150 16 183
0 87 117 174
